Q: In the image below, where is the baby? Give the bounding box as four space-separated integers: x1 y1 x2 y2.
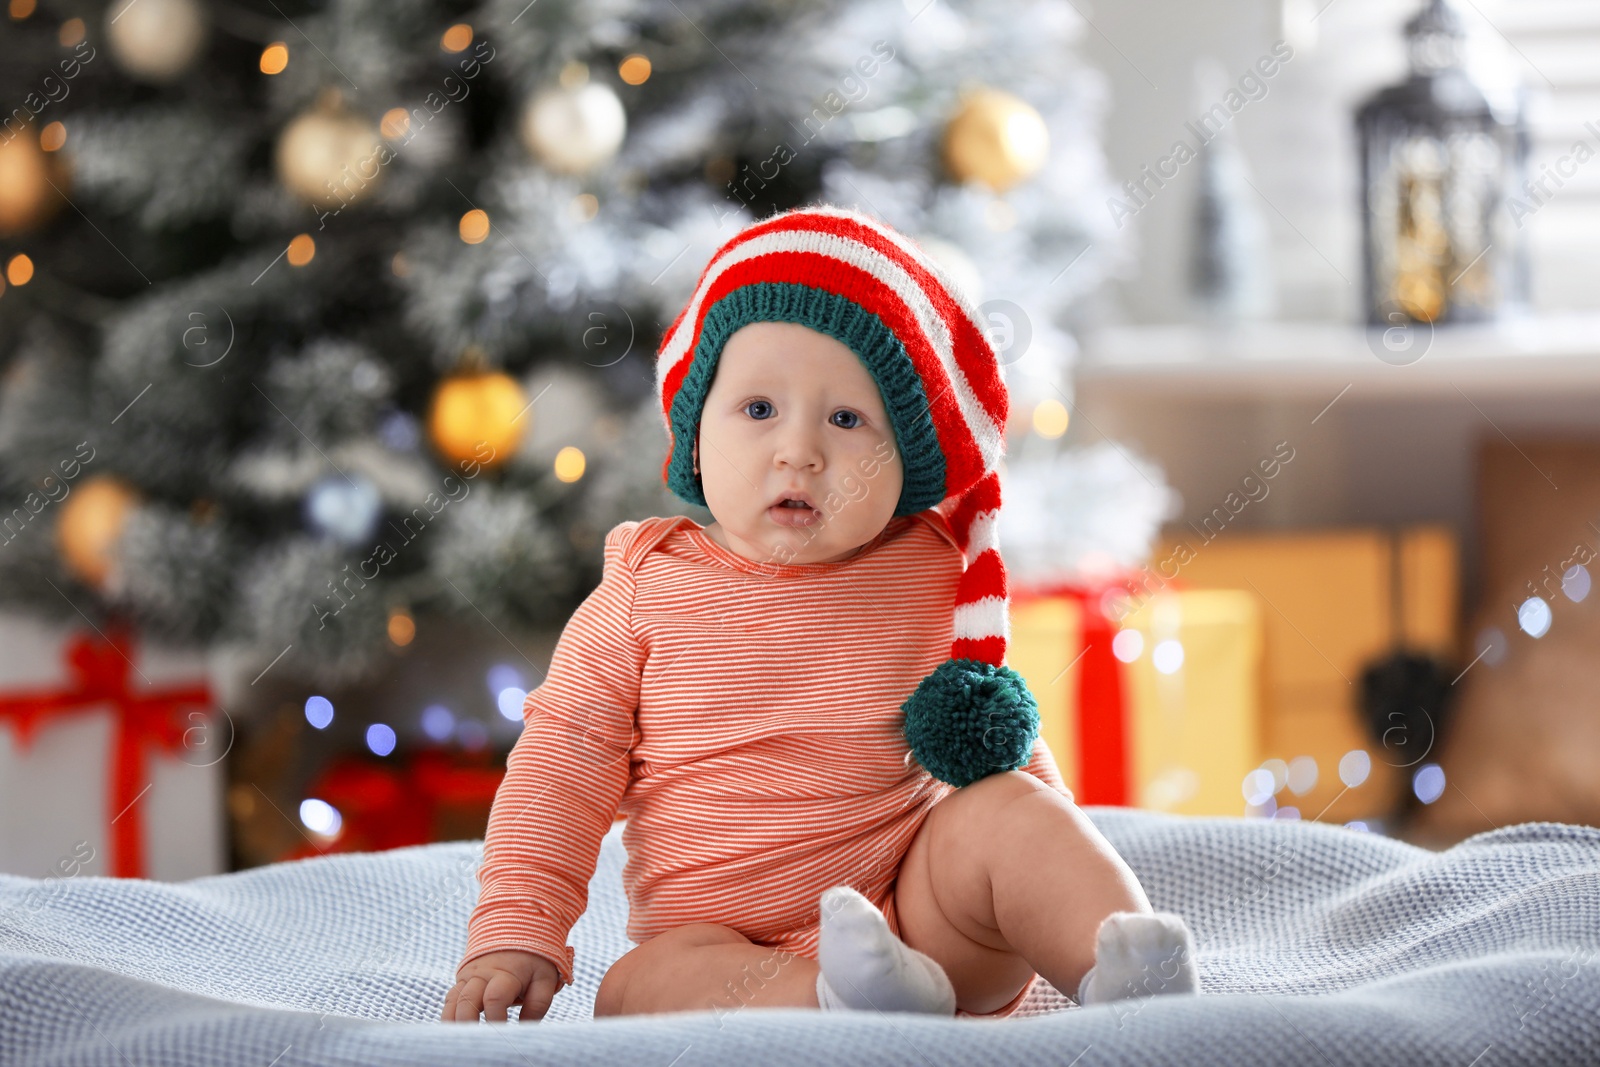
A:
441 205 1201 1024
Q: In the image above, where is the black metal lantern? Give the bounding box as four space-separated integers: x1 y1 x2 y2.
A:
1356 0 1530 327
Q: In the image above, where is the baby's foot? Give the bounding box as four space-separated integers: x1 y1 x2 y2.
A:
1076 911 1201 1005
814 886 956 1015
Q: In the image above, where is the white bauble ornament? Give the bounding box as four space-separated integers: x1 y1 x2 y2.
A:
519 82 627 175
105 0 209 82
276 101 385 209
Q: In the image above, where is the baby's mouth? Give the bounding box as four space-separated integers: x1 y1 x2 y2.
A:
769 493 821 526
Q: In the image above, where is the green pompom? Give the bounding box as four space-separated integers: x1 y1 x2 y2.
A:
901 658 1040 788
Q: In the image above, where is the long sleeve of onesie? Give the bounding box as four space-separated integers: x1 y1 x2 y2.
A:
455 510 1075 992
456 522 644 989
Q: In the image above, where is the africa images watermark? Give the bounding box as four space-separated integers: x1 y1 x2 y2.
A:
712 39 898 224
309 440 497 628
314 38 496 230
1504 118 1600 230
1106 40 1296 230
2 39 97 144
1108 440 1297 622
1 441 97 547
759 438 901 572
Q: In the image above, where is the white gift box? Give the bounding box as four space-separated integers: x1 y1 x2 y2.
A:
0 613 226 881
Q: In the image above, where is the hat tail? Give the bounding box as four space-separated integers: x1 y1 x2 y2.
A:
947 469 1009 667
900 468 1040 788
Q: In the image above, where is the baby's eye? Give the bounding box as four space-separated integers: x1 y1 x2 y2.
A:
831 410 861 429
744 400 774 420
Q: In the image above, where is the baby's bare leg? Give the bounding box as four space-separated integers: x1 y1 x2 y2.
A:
594 923 821 1018
894 771 1151 1012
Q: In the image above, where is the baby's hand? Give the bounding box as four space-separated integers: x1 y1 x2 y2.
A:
441 950 562 1022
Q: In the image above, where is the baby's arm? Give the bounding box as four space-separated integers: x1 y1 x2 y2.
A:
446 523 645 1022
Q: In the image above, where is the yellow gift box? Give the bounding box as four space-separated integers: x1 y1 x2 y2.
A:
1009 587 1263 816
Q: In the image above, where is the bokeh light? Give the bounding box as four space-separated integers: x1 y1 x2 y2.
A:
1032 399 1070 438
366 722 397 757
554 445 586 482
287 233 315 266
460 209 490 244
1562 564 1591 603
458 719 489 750
1339 748 1371 788
497 687 528 720
1111 629 1143 663
1242 768 1276 806
304 695 334 729
299 798 342 837
1412 762 1446 804
1151 638 1184 674
1259 758 1288 794
260 42 288 74
421 704 455 742
7 254 34 286
1287 755 1318 795
619 54 652 85
1517 596 1551 638
487 665 524 693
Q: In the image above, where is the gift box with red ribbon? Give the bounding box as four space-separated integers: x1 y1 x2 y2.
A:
279 747 507 860
1009 578 1264 816
0 614 225 880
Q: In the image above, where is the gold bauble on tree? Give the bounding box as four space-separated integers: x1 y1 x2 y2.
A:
105 0 210 83
0 127 68 237
941 86 1050 193
519 62 627 175
275 91 385 209
57 475 141 590
427 358 529 468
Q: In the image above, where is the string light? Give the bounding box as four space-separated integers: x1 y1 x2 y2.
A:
459 209 489 244
380 108 410 139
299 798 342 837
387 608 415 646
7 254 34 286
260 42 288 74
554 445 586 482
619 54 652 85
287 234 315 266
304 695 334 729
1031 399 1069 438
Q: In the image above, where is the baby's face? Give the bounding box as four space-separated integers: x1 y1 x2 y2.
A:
694 321 904 565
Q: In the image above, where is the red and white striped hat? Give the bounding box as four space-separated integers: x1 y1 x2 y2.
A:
654 203 1039 788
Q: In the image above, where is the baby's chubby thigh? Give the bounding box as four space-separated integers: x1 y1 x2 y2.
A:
890 770 1051 1014
594 923 820 1017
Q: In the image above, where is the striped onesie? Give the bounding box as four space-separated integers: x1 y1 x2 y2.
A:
458 507 1072 1019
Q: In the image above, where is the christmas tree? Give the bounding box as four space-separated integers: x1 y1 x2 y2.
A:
0 0 1123 754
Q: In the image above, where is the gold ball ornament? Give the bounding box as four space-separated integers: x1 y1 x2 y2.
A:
941 87 1050 193
275 96 385 209
105 0 210 83
57 475 141 590
427 371 529 468
0 129 68 237
519 80 627 175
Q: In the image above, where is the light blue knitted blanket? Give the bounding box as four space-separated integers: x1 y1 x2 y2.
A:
2 808 1597 1065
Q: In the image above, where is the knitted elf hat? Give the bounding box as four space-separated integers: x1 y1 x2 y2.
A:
653 203 1039 789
